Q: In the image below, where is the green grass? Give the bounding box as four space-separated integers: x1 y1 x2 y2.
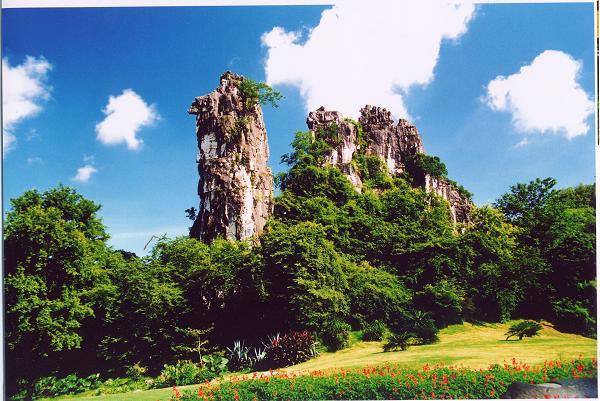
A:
42 385 191 401
47 322 596 401
283 321 596 373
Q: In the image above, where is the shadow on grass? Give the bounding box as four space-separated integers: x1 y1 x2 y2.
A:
467 320 493 327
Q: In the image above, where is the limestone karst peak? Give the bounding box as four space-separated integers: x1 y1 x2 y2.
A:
306 105 471 223
188 72 273 243
189 73 471 240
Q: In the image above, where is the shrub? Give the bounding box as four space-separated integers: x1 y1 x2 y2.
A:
155 360 216 387
265 331 318 368
201 354 229 376
389 310 439 345
250 347 268 371
226 341 267 372
383 332 413 352
362 320 387 341
320 320 351 351
93 377 151 396
408 310 439 344
237 78 283 109
32 373 101 398
226 341 253 371
505 320 543 340
406 153 448 178
353 154 390 188
316 123 341 145
125 363 148 380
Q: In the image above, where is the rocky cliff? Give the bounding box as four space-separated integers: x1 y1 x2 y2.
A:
188 72 273 243
307 105 472 223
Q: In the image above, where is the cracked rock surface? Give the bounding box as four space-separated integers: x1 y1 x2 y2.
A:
307 105 471 224
188 71 273 243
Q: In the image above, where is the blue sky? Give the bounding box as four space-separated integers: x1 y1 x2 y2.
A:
2 2 595 255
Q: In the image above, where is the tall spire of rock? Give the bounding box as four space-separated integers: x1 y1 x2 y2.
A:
188 72 273 243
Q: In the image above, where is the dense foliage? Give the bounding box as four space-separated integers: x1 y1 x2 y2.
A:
321 320 352 351
494 178 596 335
265 331 319 368
406 153 448 178
32 374 101 399
174 358 597 401
4 121 596 398
362 321 387 342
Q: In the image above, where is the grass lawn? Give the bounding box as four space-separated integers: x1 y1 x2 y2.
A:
283 321 597 374
48 321 597 401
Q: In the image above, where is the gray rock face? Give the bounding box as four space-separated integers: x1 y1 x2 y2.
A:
358 105 425 176
307 105 471 224
188 71 273 243
425 175 471 224
307 107 364 190
501 378 598 399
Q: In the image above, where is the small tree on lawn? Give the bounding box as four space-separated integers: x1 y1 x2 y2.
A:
505 321 543 340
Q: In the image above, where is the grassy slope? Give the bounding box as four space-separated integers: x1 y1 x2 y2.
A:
283 322 597 374
49 322 597 401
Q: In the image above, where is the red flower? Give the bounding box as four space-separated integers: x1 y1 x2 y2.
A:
172 385 181 401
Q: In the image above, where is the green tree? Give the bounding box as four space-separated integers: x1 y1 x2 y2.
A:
95 248 188 372
505 321 543 340
405 153 448 178
260 221 350 332
415 279 465 328
144 236 266 346
495 180 596 334
495 177 556 224
457 206 522 322
345 261 412 326
4 186 112 394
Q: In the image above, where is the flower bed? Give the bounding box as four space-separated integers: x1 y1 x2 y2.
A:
172 357 597 400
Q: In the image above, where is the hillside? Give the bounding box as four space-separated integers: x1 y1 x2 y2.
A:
284 322 597 373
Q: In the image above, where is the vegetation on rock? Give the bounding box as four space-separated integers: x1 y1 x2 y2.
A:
236 77 284 109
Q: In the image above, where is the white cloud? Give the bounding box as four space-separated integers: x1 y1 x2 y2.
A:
26 128 39 141
261 1 476 119
26 156 43 166
95 89 158 150
72 165 97 183
2 56 52 155
485 50 593 139
4 132 17 155
514 138 531 148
